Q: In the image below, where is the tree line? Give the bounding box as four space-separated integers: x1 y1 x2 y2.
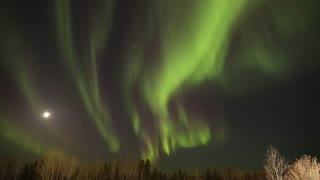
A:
3 145 319 180
0 150 263 180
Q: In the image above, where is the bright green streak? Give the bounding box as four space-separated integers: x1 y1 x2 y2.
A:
124 0 251 161
143 0 249 160
89 0 114 107
54 0 119 152
1 0 315 161
143 0 248 114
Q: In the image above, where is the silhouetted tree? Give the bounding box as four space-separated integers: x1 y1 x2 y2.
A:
162 173 168 180
177 168 185 180
19 163 38 180
144 159 151 179
211 168 223 180
244 172 251 180
137 160 145 180
225 168 232 180
151 168 159 180
159 171 163 180
0 154 276 180
171 172 177 180
105 162 112 179
115 166 120 180
205 168 212 180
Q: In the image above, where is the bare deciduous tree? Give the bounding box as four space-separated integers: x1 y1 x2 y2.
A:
264 145 289 180
36 150 80 180
286 155 320 180
37 150 63 180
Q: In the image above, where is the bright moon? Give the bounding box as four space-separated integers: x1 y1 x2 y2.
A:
42 111 51 118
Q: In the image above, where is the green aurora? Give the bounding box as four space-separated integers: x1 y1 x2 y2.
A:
54 0 119 152
0 0 318 162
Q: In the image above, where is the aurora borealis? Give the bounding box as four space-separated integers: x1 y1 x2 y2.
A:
0 0 319 170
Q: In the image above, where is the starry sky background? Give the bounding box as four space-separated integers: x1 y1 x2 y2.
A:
0 0 319 171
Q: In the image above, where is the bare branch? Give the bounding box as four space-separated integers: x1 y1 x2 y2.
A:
264 145 289 180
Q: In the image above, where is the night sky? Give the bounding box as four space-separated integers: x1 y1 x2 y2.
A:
0 0 319 171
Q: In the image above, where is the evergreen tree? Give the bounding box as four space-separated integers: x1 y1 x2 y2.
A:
159 171 163 180
212 168 223 180
115 166 120 180
105 163 112 179
19 163 36 180
151 168 159 180
144 159 151 179
177 168 184 180
171 172 177 180
137 160 145 180
205 168 212 180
